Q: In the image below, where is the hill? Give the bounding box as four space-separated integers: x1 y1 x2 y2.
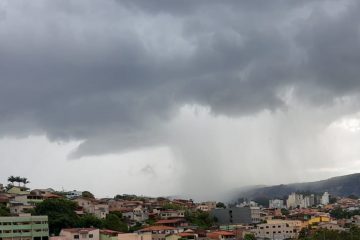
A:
235 173 360 201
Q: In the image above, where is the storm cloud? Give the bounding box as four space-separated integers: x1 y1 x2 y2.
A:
1 0 360 199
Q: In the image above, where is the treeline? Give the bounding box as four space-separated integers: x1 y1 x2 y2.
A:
330 207 360 219
32 199 128 235
299 226 360 240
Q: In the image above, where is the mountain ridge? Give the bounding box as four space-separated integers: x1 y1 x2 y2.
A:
235 173 360 200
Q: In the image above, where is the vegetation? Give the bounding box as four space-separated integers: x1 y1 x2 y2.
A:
243 233 256 240
0 205 10 216
216 202 226 208
281 208 289 216
185 210 214 229
299 226 360 240
103 213 128 232
7 176 30 188
82 191 95 199
33 199 129 235
330 207 360 219
163 203 184 210
35 198 79 235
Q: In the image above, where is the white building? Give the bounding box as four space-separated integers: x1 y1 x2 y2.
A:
286 193 303 209
252 220 302 240
300 196 311 209
269 199 284 209
321 192 330 205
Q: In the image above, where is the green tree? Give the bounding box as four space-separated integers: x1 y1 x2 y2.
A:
103 213 128 232
243 233 256 240
7 176 15 186
281 208 289 216
77 214 103 228
82 191 95 199
216 202 226 208
0 205 10 216
34 198 79 235
185 210 214 229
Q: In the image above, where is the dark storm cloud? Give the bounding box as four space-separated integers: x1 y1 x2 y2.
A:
0 0 360 156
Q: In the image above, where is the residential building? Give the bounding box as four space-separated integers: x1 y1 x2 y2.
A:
269 199 284 209
250 207 261 223
66 191 83 199
90 204 109 219
300 196 311 209
118 233 151 240
159 210 185 220
138 226 179 240
321 192 330 205
251 220 302 240
9 203 34 215
210 207 252 225
206 231 235 240
286 193 303 209
0 215 49 240
318 222 344 231
122 206 148 222
59 228 100 240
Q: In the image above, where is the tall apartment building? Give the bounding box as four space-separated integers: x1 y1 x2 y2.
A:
269 199 284 209
0 215 49 240
321 192 330 205
286 193 303 209
210 207 252 225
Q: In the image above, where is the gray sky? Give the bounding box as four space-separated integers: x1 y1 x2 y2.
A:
1 0 360 201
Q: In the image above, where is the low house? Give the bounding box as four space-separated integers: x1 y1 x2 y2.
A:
60 228 100 240
118 233 151 240
207 231 235 240
159 210 185 220
100 230 121 240
155 219 188 227
9 202 34 215
251 220 302 240
318 222 344 231
73 198 109 219
122 206 148 222
138 226 179 240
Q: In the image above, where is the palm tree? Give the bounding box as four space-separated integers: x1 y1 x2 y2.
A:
22 178 30 187
15 176 22 187
7 176 15 186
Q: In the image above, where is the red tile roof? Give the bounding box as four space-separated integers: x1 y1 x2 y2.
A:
139 226 177 232
61 228 98 234
156 219 185 224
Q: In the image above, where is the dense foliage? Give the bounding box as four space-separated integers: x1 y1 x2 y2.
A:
330 207 360 219
81 191 95 199
0 204 10 216
299 226 360 240
34 199 128 235
216 202 226 208
185 210 214 229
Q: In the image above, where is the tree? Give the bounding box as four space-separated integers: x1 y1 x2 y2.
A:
185 210 214 229
77 214 103 228
216 202 226 208
243 233 256 240
281 208 289 216
14 176 22 186
21 177 30 187
34 198 79 235
7 176 15 186
103 213 128 232
82 191 95 199
0 205 10 216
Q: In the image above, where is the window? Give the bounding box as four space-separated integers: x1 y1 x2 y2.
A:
74 235 79 239
89 234 93 238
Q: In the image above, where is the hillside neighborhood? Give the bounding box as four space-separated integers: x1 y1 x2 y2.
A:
2 177 360 240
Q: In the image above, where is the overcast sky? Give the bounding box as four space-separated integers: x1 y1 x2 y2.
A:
1 0 360 201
